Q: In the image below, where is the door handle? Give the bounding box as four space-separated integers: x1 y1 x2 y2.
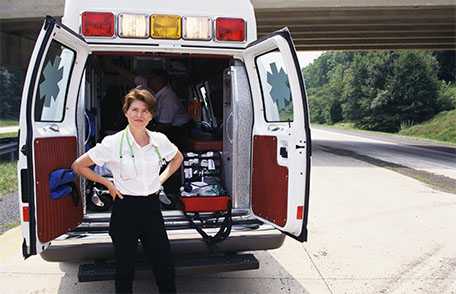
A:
280 147 288 158
296 145 306 149
268 125 281 132
49 124 60 132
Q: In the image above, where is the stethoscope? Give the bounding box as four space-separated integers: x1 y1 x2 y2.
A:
119 127 165 167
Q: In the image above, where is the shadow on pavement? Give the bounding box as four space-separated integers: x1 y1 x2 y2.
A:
56 251 309 293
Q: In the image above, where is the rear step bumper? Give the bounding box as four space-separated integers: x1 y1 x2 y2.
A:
41 224 285 262
78 253 259 282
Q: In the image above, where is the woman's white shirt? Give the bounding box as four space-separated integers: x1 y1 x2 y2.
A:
87 128 178 196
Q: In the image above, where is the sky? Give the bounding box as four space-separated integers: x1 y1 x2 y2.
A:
297 51 324 69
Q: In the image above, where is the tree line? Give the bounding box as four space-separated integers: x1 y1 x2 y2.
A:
302 51 456 132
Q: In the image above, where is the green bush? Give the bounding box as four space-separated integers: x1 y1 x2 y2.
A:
303 50 445 132
437 81 456 111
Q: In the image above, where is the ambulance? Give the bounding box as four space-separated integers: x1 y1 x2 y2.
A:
17 0 311 277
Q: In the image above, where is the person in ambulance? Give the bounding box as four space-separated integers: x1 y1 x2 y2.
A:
102 60 191 150
72 88 182 293
138 70 192 151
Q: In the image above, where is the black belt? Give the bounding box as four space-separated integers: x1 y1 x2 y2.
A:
121 192 159 198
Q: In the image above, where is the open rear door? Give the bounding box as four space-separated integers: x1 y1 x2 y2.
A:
17 16 89 258
243 28 311 242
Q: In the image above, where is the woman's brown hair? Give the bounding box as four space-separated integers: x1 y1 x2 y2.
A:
122 88 157 115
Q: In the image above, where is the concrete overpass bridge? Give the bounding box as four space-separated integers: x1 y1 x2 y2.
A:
253 0 456 50
0 0 455 69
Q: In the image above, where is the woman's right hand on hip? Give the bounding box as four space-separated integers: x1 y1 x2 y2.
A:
107 182 123 200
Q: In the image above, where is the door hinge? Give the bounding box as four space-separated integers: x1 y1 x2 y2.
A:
20 145 28 156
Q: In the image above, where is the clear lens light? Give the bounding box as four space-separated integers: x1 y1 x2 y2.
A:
151 15 181 39
119 14 149 38
183 17 211 40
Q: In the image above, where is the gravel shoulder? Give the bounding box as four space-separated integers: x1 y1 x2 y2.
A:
0 192 19 235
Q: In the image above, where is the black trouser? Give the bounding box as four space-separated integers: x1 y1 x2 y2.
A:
109 195 176 294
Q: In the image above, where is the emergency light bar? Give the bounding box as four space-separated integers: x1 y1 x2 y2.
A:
80 11 246 42
118 14 149 38
182 16 212 40
150 14 181 39
81 12 115 37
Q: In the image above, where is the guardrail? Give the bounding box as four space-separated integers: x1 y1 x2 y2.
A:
0 138 19 161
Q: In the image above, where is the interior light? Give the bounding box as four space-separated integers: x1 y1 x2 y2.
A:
81 12 115 37
150 14 181 39
118 14 149 38
215 17 246 42
182 16 212 40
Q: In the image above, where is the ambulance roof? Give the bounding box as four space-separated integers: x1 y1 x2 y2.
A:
62 0 257 49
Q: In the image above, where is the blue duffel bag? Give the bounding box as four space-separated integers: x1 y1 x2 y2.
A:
50 184 73 200
49 168 75 192
48 169 79 205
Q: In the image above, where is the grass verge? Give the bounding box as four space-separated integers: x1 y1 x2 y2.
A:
0 120 19 127
399 109 456 144
0 161 17 199
0 132 18 139
330 122 356 130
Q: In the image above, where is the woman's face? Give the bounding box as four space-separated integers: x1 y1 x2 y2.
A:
125 100 153 129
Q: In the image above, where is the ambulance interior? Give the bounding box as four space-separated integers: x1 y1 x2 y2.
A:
82 53 249 215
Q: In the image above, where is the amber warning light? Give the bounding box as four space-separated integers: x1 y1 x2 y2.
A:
81 12 115 37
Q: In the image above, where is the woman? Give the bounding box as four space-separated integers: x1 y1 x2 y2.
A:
72 88 182 294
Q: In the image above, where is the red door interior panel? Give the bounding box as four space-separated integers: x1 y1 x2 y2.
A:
251 135 288 227
34 136 82 243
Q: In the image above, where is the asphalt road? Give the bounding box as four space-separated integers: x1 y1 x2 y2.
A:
312 126 456 181
0 128 455 293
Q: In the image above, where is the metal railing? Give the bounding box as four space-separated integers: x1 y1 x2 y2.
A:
0 137 19 161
